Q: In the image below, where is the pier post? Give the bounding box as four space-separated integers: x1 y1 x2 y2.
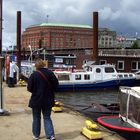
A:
0 0 2 54
0 57 9 115
93 12 98 64
0 0 4 114
16 11 21 73
0 0 9 115
0 57 4 113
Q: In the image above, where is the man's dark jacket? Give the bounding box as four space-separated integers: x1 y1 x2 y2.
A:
27 68 59 108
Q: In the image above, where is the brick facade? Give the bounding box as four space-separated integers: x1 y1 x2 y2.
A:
22 23 93 51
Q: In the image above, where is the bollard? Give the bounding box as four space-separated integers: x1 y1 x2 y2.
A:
52 101 63 112
81 120 102 140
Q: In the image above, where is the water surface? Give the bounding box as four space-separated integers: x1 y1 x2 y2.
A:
56 89 120 106
55 89 120 120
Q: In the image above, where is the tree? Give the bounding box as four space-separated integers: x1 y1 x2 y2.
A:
131 41 139 49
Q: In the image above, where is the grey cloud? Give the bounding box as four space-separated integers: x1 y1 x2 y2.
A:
2 0 140 48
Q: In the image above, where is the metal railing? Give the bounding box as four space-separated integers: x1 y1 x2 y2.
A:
99 49 140 57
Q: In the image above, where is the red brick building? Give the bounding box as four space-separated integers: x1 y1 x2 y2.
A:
22 23 93 50
22 23 94 68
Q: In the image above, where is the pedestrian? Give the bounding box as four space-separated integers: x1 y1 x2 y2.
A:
8 60 19 87
27 58 59 140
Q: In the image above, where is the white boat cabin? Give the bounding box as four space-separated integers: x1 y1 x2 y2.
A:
54 64 135 83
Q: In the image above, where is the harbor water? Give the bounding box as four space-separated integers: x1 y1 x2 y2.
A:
55 89 120 121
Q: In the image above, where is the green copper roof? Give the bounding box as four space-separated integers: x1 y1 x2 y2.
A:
29 23 92 29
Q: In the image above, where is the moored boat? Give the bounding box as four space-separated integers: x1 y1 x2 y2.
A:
97 86 140 140
54 62 136 92
19 60 136 92
134 70 140 86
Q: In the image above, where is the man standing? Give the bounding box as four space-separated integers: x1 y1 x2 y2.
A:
8 60 19 87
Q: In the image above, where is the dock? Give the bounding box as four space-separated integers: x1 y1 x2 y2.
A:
0 83 124 140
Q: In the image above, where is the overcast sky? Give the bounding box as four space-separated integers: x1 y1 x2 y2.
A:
2 0 140 49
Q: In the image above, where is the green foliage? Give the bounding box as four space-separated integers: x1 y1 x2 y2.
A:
131 41 139 49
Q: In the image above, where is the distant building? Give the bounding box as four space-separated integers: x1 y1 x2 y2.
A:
98 48 140 72
137 38 140 47
22 23 93 50
98 28 117 48
22 23 118 50
22 23 118 68
116 36 137 48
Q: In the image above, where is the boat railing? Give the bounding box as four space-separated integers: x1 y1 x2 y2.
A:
99 49 140 57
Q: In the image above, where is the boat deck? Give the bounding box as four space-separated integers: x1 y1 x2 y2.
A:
97 116 140 140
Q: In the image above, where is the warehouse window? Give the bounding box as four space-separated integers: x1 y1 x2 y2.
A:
118 61 124 70
131 61 140 70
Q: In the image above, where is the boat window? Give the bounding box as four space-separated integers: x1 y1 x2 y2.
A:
129 74 133 77
118 74 123 78
124 74 128 77
84 74 90 80
128 95 140 124
75 74 81 80
96 68 101 73
105 67 115 73
120 91 140 125
86 66 92 72
119 91 127 117
57 75 69 81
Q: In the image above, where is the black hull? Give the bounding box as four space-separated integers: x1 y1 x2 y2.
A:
97 116 140 140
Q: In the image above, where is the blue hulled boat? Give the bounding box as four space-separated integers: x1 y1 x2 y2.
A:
54 62 136 92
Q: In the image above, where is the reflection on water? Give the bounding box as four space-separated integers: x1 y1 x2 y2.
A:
55 89 120 121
